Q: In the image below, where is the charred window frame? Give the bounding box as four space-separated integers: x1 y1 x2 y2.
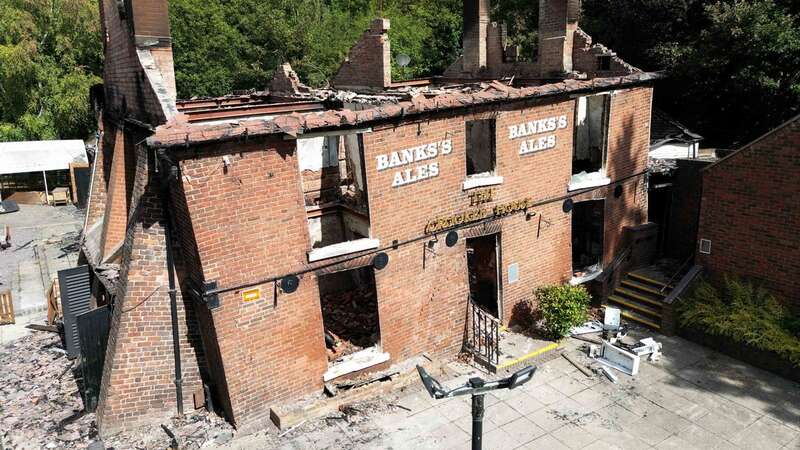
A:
465 119 496 176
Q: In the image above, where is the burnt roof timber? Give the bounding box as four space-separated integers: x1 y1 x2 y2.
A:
148 71 663 149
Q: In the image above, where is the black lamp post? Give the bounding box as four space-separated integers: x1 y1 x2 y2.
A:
416 365 537 450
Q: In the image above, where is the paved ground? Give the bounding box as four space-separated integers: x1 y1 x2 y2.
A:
0 204 83 344
228 330 800 450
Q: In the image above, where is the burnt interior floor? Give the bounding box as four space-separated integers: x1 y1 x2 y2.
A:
467 233 500 317
318 266 380 362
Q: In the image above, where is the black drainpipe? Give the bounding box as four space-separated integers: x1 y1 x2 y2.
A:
158 156 184 417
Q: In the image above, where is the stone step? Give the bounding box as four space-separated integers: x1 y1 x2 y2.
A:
614 287 664 309
620 278 668 298
620 310 661 331
627 272 673 291
607 295 661 319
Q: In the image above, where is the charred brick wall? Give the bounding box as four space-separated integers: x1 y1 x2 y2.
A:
697 117 800 312
156 86 652 431
96 144 205 435
174 139 328 429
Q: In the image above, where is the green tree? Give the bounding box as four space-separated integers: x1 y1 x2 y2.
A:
580 0 800 147
0 0 101 141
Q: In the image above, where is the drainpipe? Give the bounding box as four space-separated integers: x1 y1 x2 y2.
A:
159 159 184 417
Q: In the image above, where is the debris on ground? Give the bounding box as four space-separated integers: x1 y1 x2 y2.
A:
0 332 234 450
321 287 380 361
0 332 92 449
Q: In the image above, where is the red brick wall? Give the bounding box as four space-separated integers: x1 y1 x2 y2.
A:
85 137 108 228
174 140 328 428
332 19 391 89
154 86 652 431
99 0 171 125
97 143 204 435
99 125 132 257
697 117 800 311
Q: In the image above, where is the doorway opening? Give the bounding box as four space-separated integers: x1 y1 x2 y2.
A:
318 266 381 365
466 233 501 318
572 200 604 281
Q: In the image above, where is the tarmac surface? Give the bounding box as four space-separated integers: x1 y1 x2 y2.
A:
0 204 83 345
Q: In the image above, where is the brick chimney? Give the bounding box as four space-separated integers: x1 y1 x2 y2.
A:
462 0 491 72
128 0 177 99
538 0 580 76
332 18 392 90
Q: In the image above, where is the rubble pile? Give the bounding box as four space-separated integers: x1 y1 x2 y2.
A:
0 332 235 450
0 333 92 449
322 288 380 361
103 411 236 450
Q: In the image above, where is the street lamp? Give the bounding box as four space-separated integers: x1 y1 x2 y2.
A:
416 365 537 450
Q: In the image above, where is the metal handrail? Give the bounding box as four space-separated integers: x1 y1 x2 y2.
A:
661 254 694 293
467 298 500 366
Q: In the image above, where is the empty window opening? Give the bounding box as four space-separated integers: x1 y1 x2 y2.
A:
466 119 496 177
572 200 604 281
598 55 612 71
467 233 501 318
572 95 610 188
298 133 377 261
319 267 381 364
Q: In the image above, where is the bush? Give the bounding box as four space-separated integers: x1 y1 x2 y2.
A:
677 276 800 368
536 285 591 339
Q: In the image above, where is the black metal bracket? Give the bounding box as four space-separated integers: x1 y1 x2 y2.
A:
202 280 220 309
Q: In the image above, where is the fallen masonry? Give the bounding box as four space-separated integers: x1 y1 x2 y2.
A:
0 332 235 450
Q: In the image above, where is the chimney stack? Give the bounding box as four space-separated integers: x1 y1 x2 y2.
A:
462 0 491 71
538 0 580 76
332 18 392 90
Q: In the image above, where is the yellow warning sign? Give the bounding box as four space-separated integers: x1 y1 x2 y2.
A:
241 288 261 302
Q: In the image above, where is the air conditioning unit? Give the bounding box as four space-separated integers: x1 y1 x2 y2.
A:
699 239 712 254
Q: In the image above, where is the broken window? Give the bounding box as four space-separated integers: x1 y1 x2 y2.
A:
466 119 496 177
571 95 611 189
319 266 388 381
298 132 377 262
571 200 604 282
466 233 501 318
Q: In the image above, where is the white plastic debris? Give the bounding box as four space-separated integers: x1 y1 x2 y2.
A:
570 320 603 335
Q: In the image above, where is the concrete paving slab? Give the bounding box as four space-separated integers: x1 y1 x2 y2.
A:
504 390 545 416
655 434 701 450
641 407 693 434
526 383 567 405
519 433 570 450
498 415 546 447
485 400 523 427
549 422 596 449
621 415 672 447
680 423 735 449
548 373 590 397
729 416 798 449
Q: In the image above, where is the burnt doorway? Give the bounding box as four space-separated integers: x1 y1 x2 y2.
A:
572 200 604 279
466 233 501 318
648 180 673 256
318 266 381 364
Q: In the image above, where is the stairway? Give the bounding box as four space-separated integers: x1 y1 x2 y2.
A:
607 272 672 331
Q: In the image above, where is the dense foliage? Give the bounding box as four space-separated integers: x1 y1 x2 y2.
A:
0 0 797 146
536 284 591 338
0 0 102 141
677 276 800 367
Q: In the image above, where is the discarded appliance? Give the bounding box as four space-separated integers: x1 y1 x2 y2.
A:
631 337 662 362
595 340 640 376
570 320 603 335
603 307 621 331
0 225 10 250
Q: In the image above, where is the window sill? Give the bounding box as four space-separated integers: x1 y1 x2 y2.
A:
323 346 390 381
568 171 610 191
463 174 504 190
308 238 380 263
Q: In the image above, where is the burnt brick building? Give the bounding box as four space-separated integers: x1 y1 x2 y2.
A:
81 0 659 434
697 115 800 312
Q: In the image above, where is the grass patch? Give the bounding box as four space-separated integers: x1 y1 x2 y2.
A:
676 276 800 368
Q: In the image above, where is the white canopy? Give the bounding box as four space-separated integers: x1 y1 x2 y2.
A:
0 140 88 175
